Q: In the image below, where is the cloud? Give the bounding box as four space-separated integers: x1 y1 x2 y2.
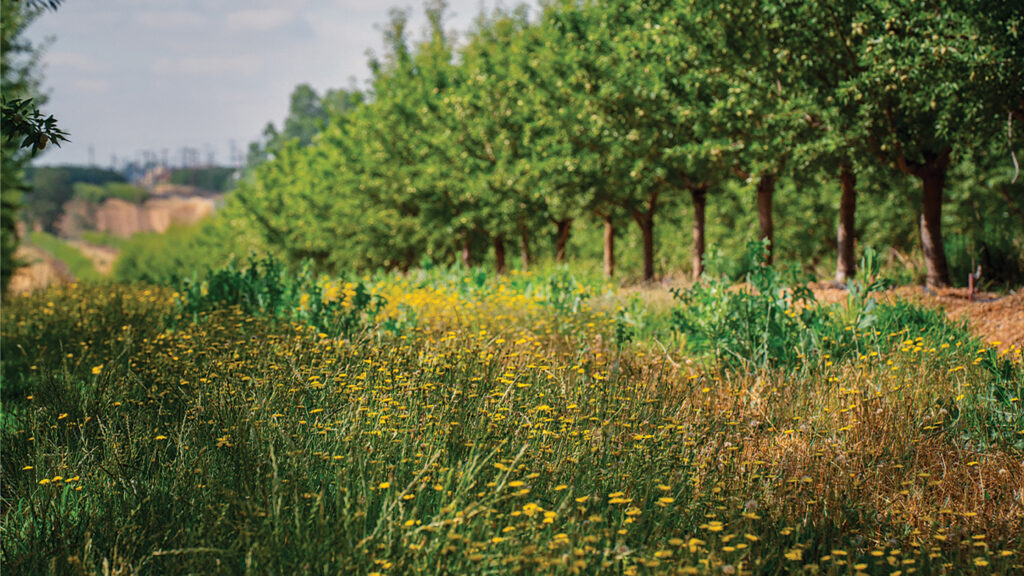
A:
135 10 207 30
329 0 405 16
226 9 305 33
46 51 107 74
73 79 110 94
153 55 263 77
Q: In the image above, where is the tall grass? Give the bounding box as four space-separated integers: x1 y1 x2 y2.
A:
1 266 1021 575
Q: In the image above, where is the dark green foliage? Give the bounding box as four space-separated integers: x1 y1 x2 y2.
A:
177 255 385 338
24 166 125 231
944 170 1024 288
0 97 68 154
179 255 291 316
1 154 24 295
672 240 827 371
1 0 67 295
113 223 252 286
26 165 125 187
167 166 236 192
72 181 147 204
672 242 962 372
27 231 101 282
947 225 1024 289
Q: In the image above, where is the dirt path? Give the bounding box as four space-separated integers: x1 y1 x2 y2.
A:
7 240 119 295
813 284 1023 351
67 240 119 276
7 245 74 294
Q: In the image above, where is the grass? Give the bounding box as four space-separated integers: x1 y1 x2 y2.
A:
27 231 103 283
79 230 129 250
1 267 1022 575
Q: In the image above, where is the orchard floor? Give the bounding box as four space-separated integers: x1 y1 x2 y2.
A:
622 281 1023 354
810 286 1024 353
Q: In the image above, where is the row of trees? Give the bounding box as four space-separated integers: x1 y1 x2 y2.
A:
222 0 1021 286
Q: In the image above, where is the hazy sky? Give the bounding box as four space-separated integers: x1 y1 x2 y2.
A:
27 0 533 167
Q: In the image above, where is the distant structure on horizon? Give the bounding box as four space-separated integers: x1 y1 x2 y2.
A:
96 142 244 183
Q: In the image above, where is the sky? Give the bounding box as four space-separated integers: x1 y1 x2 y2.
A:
26 0 534 168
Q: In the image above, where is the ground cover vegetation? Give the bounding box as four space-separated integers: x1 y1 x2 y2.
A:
2 253 1022 574
102 0 1024 290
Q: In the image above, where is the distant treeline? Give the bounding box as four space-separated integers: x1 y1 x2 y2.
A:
168 167 236 192
72 182 147 204
22 165 237 234
24 166 127 233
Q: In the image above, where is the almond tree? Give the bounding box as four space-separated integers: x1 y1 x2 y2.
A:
523 3 609 269
834 0 1022 286
350 3 468 269
538 0 704 281
688 0 820 267
768 2 864 281
448 8 549 273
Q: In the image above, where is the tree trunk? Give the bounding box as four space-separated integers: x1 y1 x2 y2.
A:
756 172 775 265
554 219 572 263
635 212 655 282
461 236 472 268
690 186 707 280
494 234 506 275
919 160 951 287
835 163 857 283
603 216 615 278
519 224 532 270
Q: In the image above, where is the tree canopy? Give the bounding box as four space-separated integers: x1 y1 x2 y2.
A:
136 0 1024 288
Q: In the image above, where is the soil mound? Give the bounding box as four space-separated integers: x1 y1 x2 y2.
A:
7 245 73 294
